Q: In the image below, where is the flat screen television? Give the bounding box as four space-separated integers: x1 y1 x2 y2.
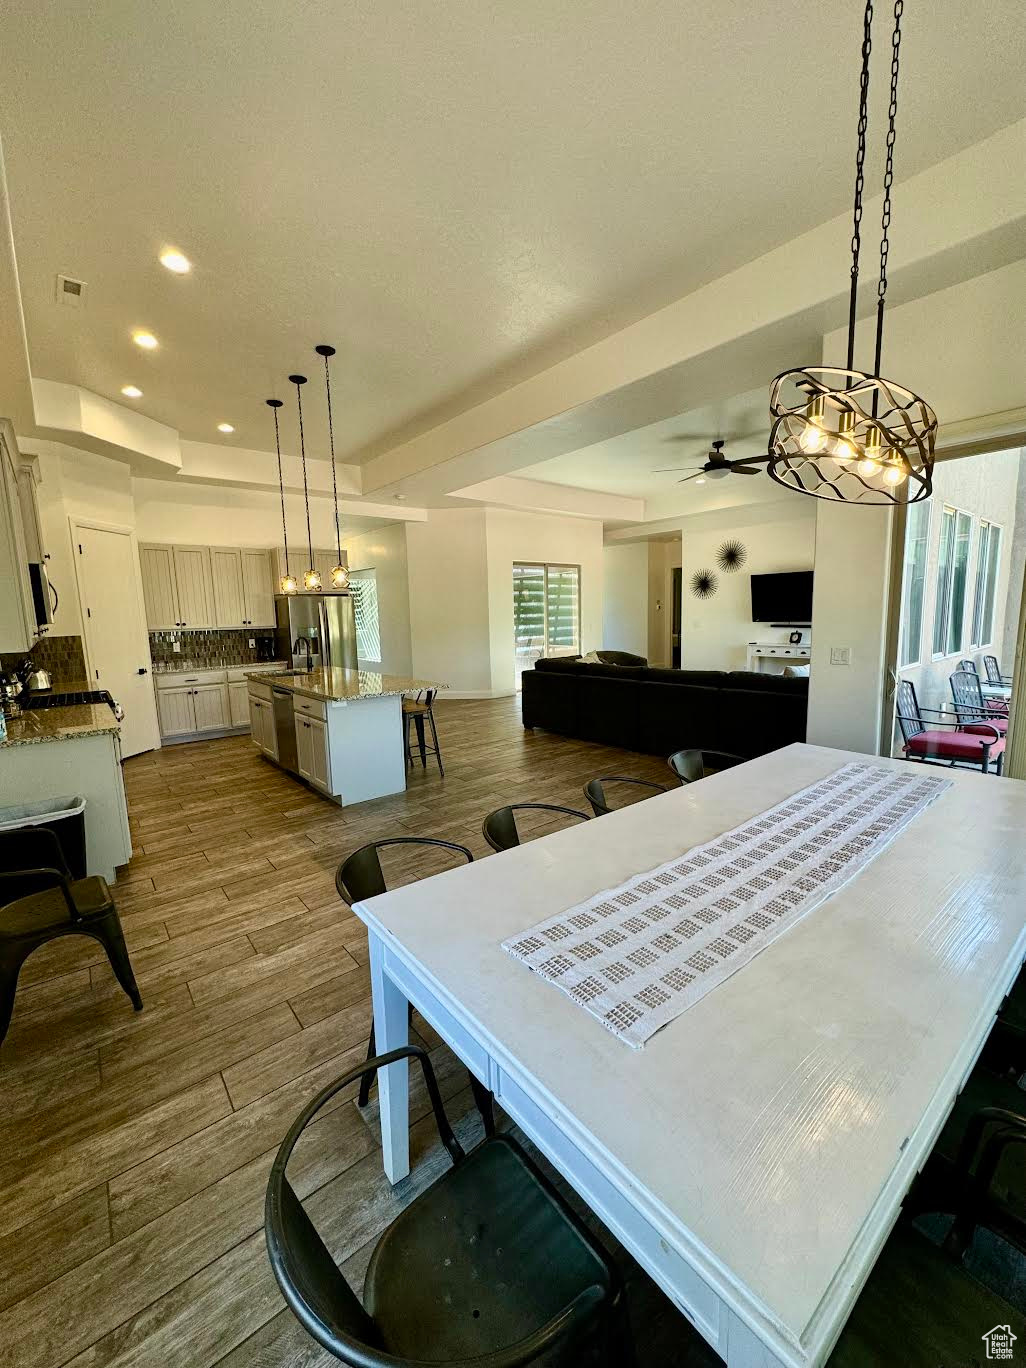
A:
750 570 814 623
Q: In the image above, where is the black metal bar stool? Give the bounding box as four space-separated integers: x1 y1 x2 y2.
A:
402 689 444 776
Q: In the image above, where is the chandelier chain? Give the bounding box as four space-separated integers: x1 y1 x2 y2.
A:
877 0 903 307
323 352 342 562
847 0 874 370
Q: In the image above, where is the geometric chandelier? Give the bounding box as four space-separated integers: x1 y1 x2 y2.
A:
768 0 937 506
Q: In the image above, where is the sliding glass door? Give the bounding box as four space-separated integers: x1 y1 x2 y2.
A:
513 562 581 689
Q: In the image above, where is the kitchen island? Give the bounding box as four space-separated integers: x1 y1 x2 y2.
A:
245 668 442 805
0 698 131 879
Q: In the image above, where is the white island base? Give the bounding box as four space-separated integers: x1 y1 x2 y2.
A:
247 669 434 805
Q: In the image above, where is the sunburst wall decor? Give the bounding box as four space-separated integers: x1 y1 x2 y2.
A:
691 570 718 599
716 540 747 573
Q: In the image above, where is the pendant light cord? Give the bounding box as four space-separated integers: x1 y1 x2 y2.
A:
873 0 904 381
846 0 874 372
268 399 289 576
292 378 314 570
323 352 342 563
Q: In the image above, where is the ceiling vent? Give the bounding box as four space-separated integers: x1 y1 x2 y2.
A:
55 273 86 307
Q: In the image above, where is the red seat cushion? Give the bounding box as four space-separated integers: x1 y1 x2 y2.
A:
964 715 1008 736
905 730 1005 762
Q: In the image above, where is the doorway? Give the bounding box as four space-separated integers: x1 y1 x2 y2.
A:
888 445 1026 757
671 567 682 667
71 520 160 757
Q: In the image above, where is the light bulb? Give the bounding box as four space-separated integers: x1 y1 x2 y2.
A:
833 408 857 463
331 563 349 589
800 425 826 453
159 249 191 274
834 439 857 464
304 568 322 591
857 457 881 478
280 573 298 595
133 330 158 349
882 455 908 486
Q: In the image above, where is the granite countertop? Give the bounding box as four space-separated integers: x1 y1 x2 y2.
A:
152 660 288 676
245 667 444 703
1 701 120 748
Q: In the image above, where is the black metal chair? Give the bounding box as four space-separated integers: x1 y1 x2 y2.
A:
950 667 1009 725
583 776 667 817
984 654 1013 689
666 749 746 784
402 689 444 776
957 658 978 677
482 803 589 853
266 1046 635 1367
335 838 493 1131
895 678 1004 775
0 827 142 1044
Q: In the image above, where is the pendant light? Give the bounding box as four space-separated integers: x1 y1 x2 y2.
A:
289 373 321 590
315 343 349 590
767 0 936 506
267 398 297 594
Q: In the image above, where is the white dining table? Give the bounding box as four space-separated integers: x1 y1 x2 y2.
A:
352 743 1026 1367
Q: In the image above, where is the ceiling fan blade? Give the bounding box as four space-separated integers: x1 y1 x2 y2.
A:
676 470 709 484
663 432 723 444
729 465 763 475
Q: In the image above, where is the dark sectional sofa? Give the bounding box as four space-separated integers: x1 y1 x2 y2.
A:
521 657 809 759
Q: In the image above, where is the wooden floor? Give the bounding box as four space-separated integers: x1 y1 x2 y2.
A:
0 696 716 1368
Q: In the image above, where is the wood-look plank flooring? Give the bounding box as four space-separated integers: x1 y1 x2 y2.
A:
1 696 723 1368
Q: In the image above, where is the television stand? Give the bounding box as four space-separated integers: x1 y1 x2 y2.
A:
746 641 811 674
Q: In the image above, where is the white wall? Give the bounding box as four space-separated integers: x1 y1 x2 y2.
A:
602 543 649 658
485 508 604 694
132 477 347 549
344 523 412 675
677 503 816 671
406 508 492 694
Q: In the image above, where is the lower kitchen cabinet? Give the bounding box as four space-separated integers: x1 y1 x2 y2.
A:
295 714 331 792
228 680 250 728
192 683 229 732
157 682 228 737
156 687 198 738
248 692 278 759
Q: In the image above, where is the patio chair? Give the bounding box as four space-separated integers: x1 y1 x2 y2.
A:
895 679 1004 775
950 669 1008 729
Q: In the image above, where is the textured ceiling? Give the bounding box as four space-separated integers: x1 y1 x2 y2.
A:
1 0 1024 465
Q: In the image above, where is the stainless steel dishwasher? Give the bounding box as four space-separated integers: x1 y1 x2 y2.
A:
272 687 299 772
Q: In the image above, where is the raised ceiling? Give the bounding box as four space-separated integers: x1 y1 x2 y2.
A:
1 0 1024 465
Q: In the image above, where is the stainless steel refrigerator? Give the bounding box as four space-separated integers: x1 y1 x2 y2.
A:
274 592 359 671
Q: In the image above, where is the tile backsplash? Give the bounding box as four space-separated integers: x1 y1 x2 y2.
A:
0 634 87 686
149 628 278 673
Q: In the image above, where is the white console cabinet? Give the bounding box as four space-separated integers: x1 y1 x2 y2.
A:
746 641 811 674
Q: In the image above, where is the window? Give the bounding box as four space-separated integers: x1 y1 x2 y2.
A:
970 521 1002 647
513 563 580 684
932 507 972 657
348 569 380 664
898 500 930 667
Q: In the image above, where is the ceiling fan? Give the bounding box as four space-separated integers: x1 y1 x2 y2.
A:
653 439 771 484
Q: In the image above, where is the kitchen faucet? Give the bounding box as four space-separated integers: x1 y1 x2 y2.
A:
293 637 314 671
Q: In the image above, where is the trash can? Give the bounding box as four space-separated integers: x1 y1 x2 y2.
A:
0 795 87 886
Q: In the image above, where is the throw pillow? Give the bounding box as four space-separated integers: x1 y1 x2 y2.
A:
783 663 810 677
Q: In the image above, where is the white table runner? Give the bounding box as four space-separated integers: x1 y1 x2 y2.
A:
502 762 951 1047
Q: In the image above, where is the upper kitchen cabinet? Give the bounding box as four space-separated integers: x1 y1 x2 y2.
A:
139 543 215 629
0 421 39 653
240 549 275 626
211 547 275 627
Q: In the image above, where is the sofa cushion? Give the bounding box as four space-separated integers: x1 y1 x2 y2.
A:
645 667 726 688
724 670 809 695
637 681 724 755
533 656 588 674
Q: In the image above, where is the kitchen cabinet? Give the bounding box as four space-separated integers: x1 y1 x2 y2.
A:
156 686 197 738
210 547 246 627
241 550 275 626
294 713 331 793
0 421 40 653
192 683 229 732
209 547 275 627
228 680 250 728
140 543 215 629
248 692 277 759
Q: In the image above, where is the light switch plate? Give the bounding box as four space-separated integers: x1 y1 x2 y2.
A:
249 638 256 647
172 641 181 653
830 646 852 666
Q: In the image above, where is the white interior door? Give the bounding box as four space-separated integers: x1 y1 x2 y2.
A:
74 522 160 758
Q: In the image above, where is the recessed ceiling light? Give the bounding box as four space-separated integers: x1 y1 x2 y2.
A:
695 477 706 485
159 249 191 274
217 423 234 434
121 385 143 398
133 330 158 350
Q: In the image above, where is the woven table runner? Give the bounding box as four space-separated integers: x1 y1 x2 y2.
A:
502 762 951 1048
